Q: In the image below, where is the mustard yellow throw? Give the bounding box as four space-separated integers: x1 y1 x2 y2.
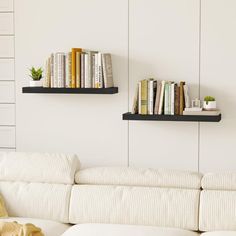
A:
0 195 8 217
0 221 44 236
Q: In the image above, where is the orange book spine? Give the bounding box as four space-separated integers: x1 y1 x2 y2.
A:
71 48 82 88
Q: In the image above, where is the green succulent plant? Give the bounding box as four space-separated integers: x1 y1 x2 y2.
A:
29 67 43 81
204 96 215 105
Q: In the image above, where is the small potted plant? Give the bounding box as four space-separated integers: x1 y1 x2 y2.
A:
203 96 217 110
29 67 43 87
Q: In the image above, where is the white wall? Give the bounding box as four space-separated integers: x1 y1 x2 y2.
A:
14 0 236 172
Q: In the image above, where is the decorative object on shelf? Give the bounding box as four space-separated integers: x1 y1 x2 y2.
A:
43 48 114 89
203 96 217 111
192 98 201 108
29 67 43 87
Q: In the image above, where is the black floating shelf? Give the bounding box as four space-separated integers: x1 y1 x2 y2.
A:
22 87 118 94
123 112 221 122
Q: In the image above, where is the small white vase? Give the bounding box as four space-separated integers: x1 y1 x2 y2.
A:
203 101 217 110
29 80 43 87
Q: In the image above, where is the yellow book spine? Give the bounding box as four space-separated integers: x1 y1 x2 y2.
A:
71 48 82 88
141 80 148 115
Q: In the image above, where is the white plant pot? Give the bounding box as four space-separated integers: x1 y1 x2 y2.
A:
203 101 217 110
29 80 42 87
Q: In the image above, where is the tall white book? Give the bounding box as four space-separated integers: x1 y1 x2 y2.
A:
183 84 191 108
94 53 99 88
50 53 54 88
43 57 50 88
94 52 103 88
170 83 175 115
80 53 85 88
102 53 114 88
53 53 58 88
56 52 65 88
65 52 72 88
148 79 154 115
84 53 89 88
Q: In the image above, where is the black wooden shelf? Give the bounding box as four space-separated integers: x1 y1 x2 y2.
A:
123 112 221 122
22 87 118 94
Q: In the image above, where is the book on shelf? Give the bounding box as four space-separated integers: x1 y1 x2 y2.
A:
71 48 82 88
183 110 220 116
141 79 148 115
179 81 185 115
131 83 139 114
164 82 170 115
43 48 114 89
174 85 180 115
148 78 155 115
65 52 72 88
154 81 161 115
102 53 114 88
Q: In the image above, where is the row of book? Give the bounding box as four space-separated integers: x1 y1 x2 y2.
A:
132 79 190 115
43 48 114 88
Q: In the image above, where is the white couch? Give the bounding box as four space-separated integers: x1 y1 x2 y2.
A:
0 152 235 236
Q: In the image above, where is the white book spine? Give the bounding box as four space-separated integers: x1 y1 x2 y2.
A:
57 53 65 88
53 53 58 88
92 53 96 88
94 53 99 88
84 53 89 88
80 53 85 88
164 83 169 115
102 53 114 88
171 83 175 115
184 84 191 108
148 80 154 115
50 53 54 88
43 58 50 88
158 81 165 115
65 52 71 88
87 51 92 88
98 52 103 88
138 81 142 114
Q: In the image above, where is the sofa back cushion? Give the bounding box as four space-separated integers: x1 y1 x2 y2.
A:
75 167 202 189
200 172 236 231
0 181 71 223
70 167 202 230
0 152 80 223
0 152 80 184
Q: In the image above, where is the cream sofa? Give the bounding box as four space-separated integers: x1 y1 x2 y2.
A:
0 152 235 236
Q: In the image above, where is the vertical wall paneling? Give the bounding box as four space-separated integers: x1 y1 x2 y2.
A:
0 0 13 12
0 59 14 80
200 0 236 172
15 0 128 167
0 1 15 149
13 0 235 171
128 0 200 171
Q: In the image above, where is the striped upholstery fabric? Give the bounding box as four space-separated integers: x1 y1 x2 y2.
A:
0 152 80 184
202 172 236 190
0 181 71 223
75 167 202 189
199 190 236 231
69 185 200 231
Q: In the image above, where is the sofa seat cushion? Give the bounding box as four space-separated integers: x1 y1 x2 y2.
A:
0 217 71 236
61 223 200 236
201 232 236 236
